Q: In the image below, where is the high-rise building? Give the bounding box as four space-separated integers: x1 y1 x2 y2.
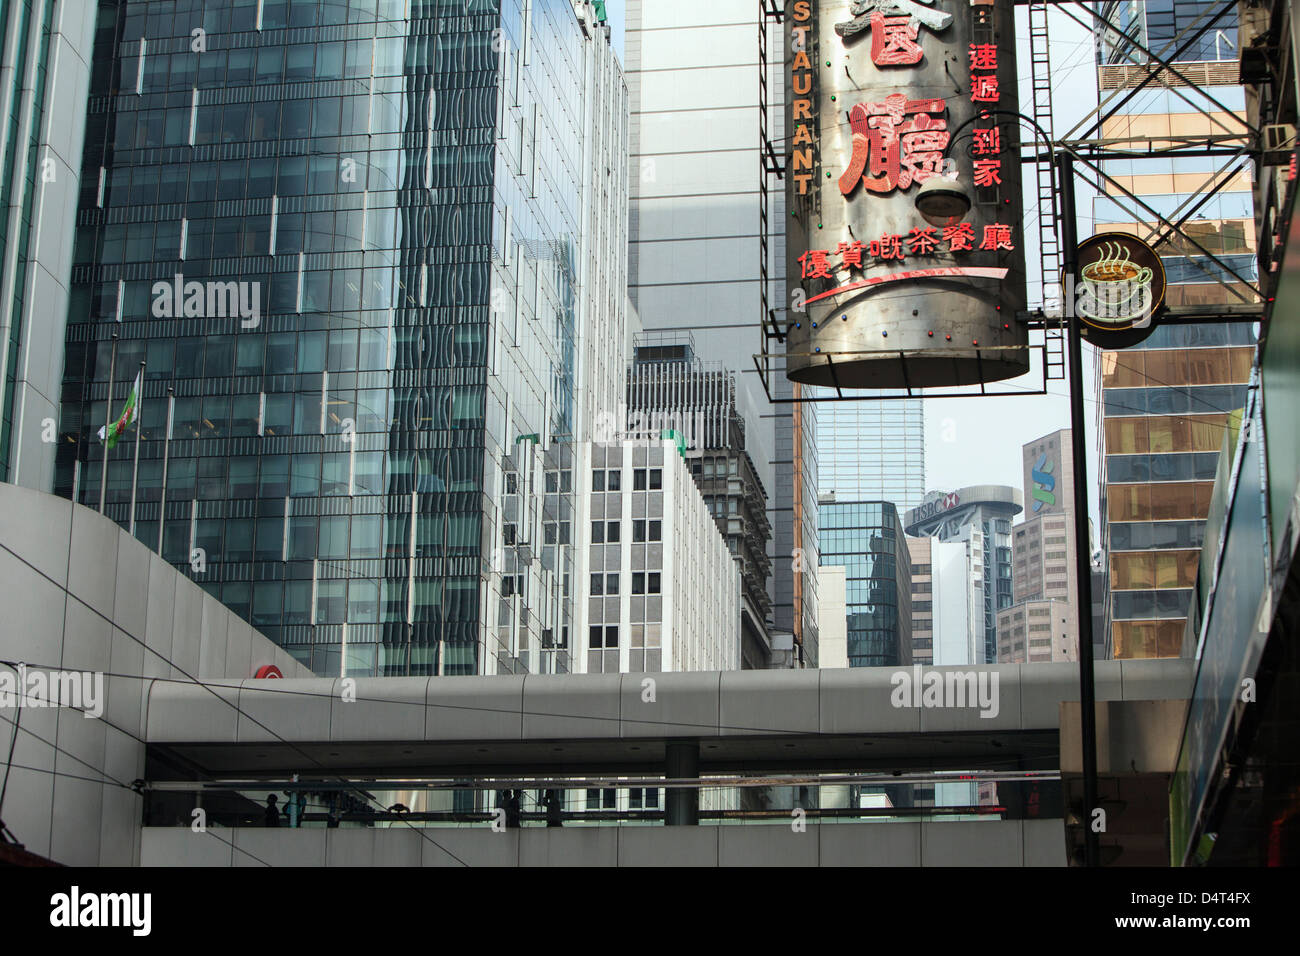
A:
996 429 1080 663
816 396 925 514
905 536 933 666
1093 1 1256 660
624 333 773 667
0 2 95 490
818 495 911 668
54 0 629 677
625 0 818 666
574 439 741 673
904 486 1020 664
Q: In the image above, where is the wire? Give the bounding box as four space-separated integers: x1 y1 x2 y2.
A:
0 692 19 819
0 542 472 869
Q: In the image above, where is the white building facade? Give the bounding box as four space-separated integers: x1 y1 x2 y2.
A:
574 439 741 673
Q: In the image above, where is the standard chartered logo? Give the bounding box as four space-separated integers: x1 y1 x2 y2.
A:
1031 453 1055 513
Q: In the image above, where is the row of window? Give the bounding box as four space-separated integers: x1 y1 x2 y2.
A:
591 519 663 544
590 572 662 596
591 467 662 491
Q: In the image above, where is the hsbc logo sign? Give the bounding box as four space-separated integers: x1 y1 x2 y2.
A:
913 492 961 524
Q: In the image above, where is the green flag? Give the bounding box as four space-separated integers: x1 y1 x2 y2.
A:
593 1 607 23
98 368 142 450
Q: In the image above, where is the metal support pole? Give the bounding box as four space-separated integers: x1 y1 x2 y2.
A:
98 332 118 515
665 741 699 826
1056 152 1100 868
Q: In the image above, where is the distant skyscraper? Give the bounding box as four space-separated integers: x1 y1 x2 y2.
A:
818 496 911 668
997 429 1080 663
55 1 629 677
905 485 1020 664
626 0 818 665
817 396 925 513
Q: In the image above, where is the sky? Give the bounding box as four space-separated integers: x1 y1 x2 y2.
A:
598 2 1103 522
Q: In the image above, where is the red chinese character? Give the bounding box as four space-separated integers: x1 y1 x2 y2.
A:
971 74 1000 104
907 226 939 255
799 249 833 279
870 234 905 261
836 240 867 270
943 222 975 252
839 94 950 197
870 13 922 66
973 158 1003 187
973 127 1001 155
980 224 1015 251
969 43 999 72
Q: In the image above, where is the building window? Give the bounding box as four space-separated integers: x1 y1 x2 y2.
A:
503 523 516 545
606 573 619 595
606 521 620 543
649 468 662 490
649 520 662 541
647 572 661 594
633 468 646 490
604 625 619 647
608 469 621 491
591 521 604 544
592 469 605 492
590 574 603 596
633 519 646 542
632 572 645 595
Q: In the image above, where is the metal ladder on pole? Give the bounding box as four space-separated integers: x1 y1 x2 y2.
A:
1029 2 1066 380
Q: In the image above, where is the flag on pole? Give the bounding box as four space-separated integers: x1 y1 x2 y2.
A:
98 368 142 450
593 1 607 22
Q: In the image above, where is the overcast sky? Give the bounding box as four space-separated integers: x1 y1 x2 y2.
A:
600 3 1103 522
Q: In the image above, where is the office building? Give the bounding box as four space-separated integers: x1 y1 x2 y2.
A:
625 0 818 666
624 333 772 667
997 429 1081 663
818 496 911 668
905 486 1020 664
574 439 741 673
1093 0 1256 659
0 1 95 490
905 536 933 666
817 396 925 514
53 0 629 677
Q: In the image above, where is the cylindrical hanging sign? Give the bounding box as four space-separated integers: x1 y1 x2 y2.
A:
785 0 1030 389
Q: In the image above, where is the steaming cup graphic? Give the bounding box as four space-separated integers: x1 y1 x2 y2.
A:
1078 241 1155 325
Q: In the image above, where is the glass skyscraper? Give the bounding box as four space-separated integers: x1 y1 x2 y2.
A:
55 0 628 677
815 393 925 515
818 498 911 668
1093 0 1256 659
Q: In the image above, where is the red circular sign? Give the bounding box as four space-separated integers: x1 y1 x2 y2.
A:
253 665 283 679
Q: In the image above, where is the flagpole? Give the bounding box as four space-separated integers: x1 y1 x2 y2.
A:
157 386 174 555
128 361 146 536
99 331 118 514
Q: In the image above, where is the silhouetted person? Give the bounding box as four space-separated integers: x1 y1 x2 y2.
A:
264 794 281 827
504 789 522 829
543 789 563 828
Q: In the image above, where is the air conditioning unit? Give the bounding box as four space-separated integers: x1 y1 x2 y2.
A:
1262 124 1296 166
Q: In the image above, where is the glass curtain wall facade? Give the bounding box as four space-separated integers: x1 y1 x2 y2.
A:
1093 0 1257 659
57 0 598 677
818 500 911 668
814 394 925 515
